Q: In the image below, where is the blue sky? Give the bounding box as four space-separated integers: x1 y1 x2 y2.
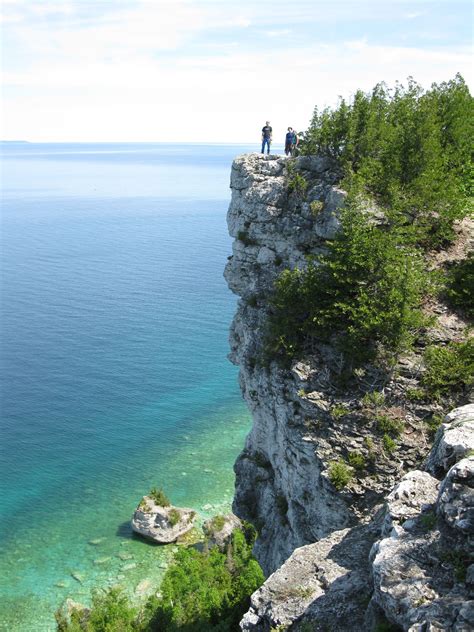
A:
1 0 472 142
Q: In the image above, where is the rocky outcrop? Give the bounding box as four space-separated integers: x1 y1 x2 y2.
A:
370 450 474 631
240 522 380 631
225 154 473 630
239 405 473 631
203 513 242 550
131 497 196 543
426 404 474 477
225 153 464 576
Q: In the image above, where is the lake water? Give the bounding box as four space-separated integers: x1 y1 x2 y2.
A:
0 142 258 630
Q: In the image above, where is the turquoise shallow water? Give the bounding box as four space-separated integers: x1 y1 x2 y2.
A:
0 143 255 631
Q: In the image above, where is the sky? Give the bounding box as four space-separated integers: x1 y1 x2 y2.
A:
1 0 473 143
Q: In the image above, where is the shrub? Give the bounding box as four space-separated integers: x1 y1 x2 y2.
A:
362 390 385 408
168 508 181 527
209 514 226 532
382 434 397 454
310 200 324 216
138 498 152 512
149 487 171 507
425 413 444 439
266 207 428 365
237 230 258 247
420 511 437 531
328 460 352 490
288 172 308 197
422 339 474 399
56 528 264 632
146 528 264 630
56 587 137 632
376 414 404 437
405 387 425 402
348 451 366 471
302 75 473 248
331 404 350 419
443 253 474 321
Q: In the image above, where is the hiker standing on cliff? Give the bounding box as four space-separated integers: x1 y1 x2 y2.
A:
291 128 299 156
285 127 296 156
261 121 272 154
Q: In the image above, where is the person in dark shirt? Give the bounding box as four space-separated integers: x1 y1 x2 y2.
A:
261 121 272 154
285 127 295 156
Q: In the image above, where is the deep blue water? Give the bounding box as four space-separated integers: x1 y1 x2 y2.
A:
0 142 255 630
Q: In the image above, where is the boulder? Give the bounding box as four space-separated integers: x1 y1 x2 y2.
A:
131 496 196 544
437 456 474 536
426 404 474 477
203 513 242 550
382 470 439 537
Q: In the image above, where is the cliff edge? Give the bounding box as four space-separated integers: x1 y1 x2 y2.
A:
225 153 473 630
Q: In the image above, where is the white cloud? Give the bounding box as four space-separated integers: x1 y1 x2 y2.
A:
1 2 473 142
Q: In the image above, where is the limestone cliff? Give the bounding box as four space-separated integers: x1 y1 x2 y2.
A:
224 153 473 630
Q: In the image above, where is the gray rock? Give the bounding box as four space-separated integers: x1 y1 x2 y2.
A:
131 496 196 543
240 524 377 631
202 513 242 550
426 404 474 477
313 186 346 240
437 457 474 535
382 470 439 537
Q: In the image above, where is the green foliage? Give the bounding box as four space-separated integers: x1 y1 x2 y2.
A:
56 528 264 632
56 588 137 632
419 511 437 531
247 295 258 308
168 508 181 527
288 172 308 197
328 460 352 490
237 231 258 247
209 515 226 532
443 253 474 321
302 75 473 247
376 414 404 437
266 207 428 365
422 339 474 399
425 413 444 439
440 550 469 582
362 390 386 408
146 528 264 631
310 200 324 216
330 404 350 419
382 434 397 454
149 488 171 507
138 498 152 512
348 451 366 471
374 618 401 632
405 387 425 402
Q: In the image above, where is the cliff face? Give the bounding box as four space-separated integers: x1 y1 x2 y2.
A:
225 153 473 630
225 153 351 573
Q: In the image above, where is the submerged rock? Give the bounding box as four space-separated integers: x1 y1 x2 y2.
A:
70 571 85 584
131 496 197 544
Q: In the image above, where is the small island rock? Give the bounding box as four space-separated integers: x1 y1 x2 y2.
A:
131 495 196 543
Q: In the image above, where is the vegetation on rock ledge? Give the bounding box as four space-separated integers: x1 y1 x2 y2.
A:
267 75 473 381
56 525 264 632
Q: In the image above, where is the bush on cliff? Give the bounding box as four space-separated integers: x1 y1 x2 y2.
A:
442 253 474 322
266 205 428 364
302 74 472 248
421 340 474 400
56 525 264 632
